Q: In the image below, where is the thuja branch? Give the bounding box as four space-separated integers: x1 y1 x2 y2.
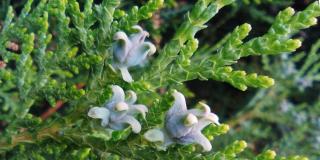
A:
141 0 234 82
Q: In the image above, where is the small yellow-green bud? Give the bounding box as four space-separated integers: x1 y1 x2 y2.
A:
142 81 152 90
239 71 246 76
236 140 247 152
238 84 248 91
265 150 276 159
25 113 33 119
156 0 164 6
239 23 252 38
67 47 78 58
114 10 126 18
308 17 318 26
261 76 275 87
50 79 57 85
249 73 257 79
242 23 252 32
284 7 295 16
96 56 103 62
220 124 230 133
224 66 233 72
287 39 302 50
207 135 214 141
79 89 86 96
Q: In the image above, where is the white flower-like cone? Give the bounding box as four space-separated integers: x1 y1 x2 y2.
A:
113 25 156 82
144 91 220 152
88 85 148 133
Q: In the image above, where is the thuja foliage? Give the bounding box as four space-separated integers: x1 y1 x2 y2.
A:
220 37 320 159
0 0 319 159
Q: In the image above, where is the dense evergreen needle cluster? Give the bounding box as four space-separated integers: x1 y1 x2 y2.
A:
0 0 319 159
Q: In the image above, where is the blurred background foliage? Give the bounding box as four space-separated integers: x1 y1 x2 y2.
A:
0 0 319 159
